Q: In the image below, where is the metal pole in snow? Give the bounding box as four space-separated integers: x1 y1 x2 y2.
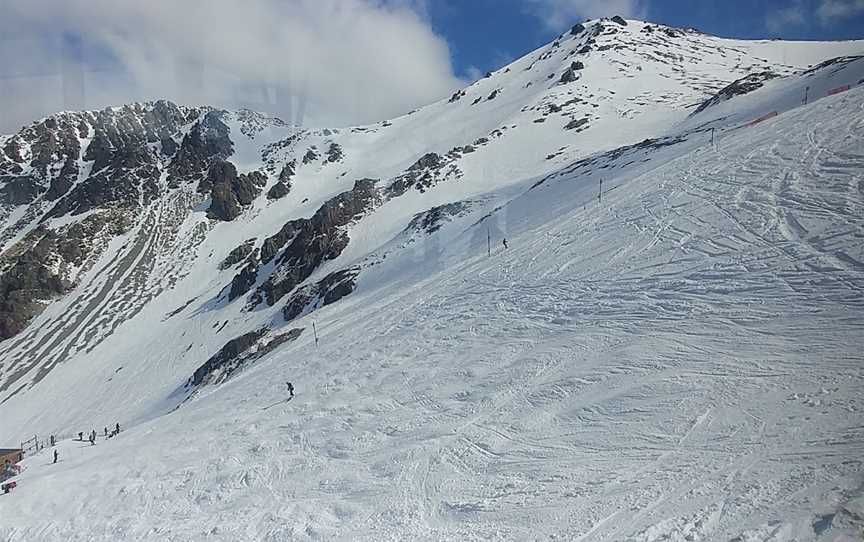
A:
487 227 491 257
598 178 603 204
312 322 318 347
804 86 809 105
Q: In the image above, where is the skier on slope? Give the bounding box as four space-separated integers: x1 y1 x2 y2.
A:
286 382 294 398
503 238 508 249
53 449 58 464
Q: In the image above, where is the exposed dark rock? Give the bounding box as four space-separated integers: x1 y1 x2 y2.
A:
186 327 303 390
204 162 266 221
219 239 256 270
564 117 590 130
302 148 319 165
611 16 628 26
189 328 266 386
570 23 585 36
0 214 126 341
254 179 379 307
559 62 584 84
0 176 42 205
168 109 232 187
267 182 291 200
387 153 443 198
326 143 344 163
691 71 779 116
488 89 500 100
449 90 466 103
406 202 470 235
228 261 259 301
205 162 241 221
282 268 358 322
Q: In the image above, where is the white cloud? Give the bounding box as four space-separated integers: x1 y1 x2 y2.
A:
0 0 462 133
523 0 647 31
816 0 864 22
766 0 807 33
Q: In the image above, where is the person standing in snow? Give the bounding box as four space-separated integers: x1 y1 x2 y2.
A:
50 435 55 446
104 427 108 437
53 449 58 464
78 431 83 441
115 422 120 434
503 238 508 249
286 382 294 398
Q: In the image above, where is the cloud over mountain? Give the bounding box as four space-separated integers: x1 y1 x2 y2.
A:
0 0 462 132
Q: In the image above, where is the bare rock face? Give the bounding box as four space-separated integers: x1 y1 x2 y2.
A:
267 160 295 200
203 161 267 221
0 213 127 341
226 179 379 307
559 62 585 84
219 239 256 270
282 268 358 322
169 110 233 188
255 178 379 306
186 327 303 390
691 71 780 116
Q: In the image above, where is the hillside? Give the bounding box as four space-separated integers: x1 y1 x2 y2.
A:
1 18 863 541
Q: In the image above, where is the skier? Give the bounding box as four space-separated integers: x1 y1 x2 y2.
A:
78 431 84 441
50 435 55 447
502 238 508 249
104 427 108 437
286 382 295 398
53 449 58 464
115 422 120 434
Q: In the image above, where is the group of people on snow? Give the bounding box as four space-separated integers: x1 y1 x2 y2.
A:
74 423 120 445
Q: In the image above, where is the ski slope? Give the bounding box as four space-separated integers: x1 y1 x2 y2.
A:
2 77 863 540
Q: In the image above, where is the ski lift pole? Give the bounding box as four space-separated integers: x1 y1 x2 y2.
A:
312 321 319 348
598 178 603 204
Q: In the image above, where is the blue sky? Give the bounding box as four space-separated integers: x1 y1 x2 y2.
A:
423 0 864 80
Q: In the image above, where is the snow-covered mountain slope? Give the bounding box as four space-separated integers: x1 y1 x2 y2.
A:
1 18 863 541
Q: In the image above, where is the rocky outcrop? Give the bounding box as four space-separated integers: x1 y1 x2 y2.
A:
282 268 358 322
302 148 319 165
406 202 470 235
326 143 344 163
167 110 232 188
267 182 291 200
219 240 256 270
254 179 379 306
570 23 585 36
611 16 628 26
387 153 442 198
203 162 266 221
564 117 590 131
267 160 295 200
186 327 303 390
559 62 585 84
691 71 780 116
0 214 127 341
